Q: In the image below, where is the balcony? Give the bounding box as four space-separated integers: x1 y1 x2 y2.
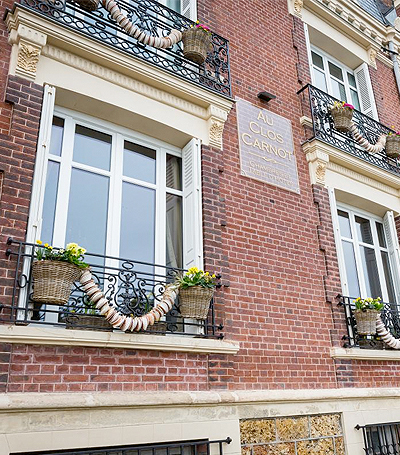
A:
11 0 231 97
297 85 400 177
2 238 224 338
338 295 400 349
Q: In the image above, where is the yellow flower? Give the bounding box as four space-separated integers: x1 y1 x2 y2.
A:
212 274 216 278
205 272 209 276
66 242 78 251
36 240 42 245
48 246 53 250
44 243 49 248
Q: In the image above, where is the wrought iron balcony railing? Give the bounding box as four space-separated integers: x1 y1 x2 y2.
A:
338 295 400 349
297 84 400 177
356 421 400 455
12 0 231 97
2 238 224 338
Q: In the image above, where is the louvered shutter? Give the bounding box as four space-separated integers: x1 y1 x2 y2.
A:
26 84 56 244
181 0 197 21
182 138 203 270
383 211 400 305
354 62 379 120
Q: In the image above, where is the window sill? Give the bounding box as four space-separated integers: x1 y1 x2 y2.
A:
0 324 240 355
331 347 400 361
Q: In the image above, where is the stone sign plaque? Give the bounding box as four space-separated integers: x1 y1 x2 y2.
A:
236 98 300 194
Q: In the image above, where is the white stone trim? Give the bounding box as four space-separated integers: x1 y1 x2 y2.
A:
0 324 239 355
331 346 400 361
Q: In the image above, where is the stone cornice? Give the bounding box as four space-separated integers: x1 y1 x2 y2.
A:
331 347 400 361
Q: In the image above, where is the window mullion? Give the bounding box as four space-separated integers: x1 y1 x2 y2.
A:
154 147 166 268
371 221 390 302
349 211 368 298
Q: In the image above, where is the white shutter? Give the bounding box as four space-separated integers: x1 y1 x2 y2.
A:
354 62 379 121
383 211 400 304
182 138 203 270
328 187 348 295
181 0 197 21
26 84 56 244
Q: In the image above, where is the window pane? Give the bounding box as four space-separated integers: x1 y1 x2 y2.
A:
350 89 361 111
312 68 327 92
360 246 382 298
66 168 109 259
166 193 182 268
73 125 112 171
123 141 156 184
312 51 324 70
355 216 373 244
41 161 60 245
338 210 352 238
376 222 387 248
347 72 357 88
120 182 155 264
330 79 346 101
166 154 182 190
166 0 180 11
49 117 64 157
381 251 396 303
342 240 360 298
328 61 344 81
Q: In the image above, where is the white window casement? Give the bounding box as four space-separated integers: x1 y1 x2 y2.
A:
310 47 379 121
330 198 400 305
162 0 197 19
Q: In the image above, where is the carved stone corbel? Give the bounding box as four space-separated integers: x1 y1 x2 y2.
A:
207 105 228 150
367 46 378 70
304 147 329 186
293 0 303 18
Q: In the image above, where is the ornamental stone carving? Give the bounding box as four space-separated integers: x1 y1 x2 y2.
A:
293 0 303 17
17 43 40 75
367 46 377 69
209 120 224 150
315 160 327 185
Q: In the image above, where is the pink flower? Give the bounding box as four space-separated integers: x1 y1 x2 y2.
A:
343 103 355 110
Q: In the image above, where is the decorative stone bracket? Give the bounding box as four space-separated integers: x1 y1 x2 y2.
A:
207 105 228 150
8 24 47 80
305 146 329 186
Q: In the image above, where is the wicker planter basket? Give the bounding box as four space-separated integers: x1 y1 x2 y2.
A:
66 314 113 331
330 106 354 132
354 309 379 336
182 28 212 64
32 260 82 305
385 135 400 159
179 286 214 320
75 0 100 11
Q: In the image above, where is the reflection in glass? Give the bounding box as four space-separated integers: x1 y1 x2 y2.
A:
120 182 155 265
360 246 382 298
312 68 327 92
329 62 344 81
381 251 396 304
376 222 387 248
331 79 346 101
73 125 112 171
166 193 182 268
41 161 60 244
347 72 357 87
49 117 64 157
355 216 373 244
350 89 360 111
66 168 109 263
338 210 352 238
166 0 180 11
312 51 324 69
123 141 156 184
342 240 360 298
166 154 182 190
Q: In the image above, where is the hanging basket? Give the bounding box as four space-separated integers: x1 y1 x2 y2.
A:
330 106 354 133
66 314 113 331
74 0 100 11
385 135 400 159
182 28 212 65
179 286 214 320
354 309 379 336
32 260 82 305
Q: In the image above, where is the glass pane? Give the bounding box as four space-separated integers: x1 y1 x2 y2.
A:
49 117 64 157
41 161 60 245
166 154 182 190
73 125 112 171
123 141 156 184
382 251 396 303
360 246 382 298
355 216 373 244
120 182 155 264
312 51 324 70
376 222 387 248
328 61 344 81
313 68 327 92
166 0 180 11
166 193 182 268
347 72 357 88
338 210 352 238
342 240 360 298
66 168 109 260
331 79 346 101
350 89 360 111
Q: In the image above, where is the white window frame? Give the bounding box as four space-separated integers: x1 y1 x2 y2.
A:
336 202 398 303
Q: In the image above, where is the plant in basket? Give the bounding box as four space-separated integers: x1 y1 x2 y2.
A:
182 21 212 65
354 296 383 336
32 241 88 305
330 100 355 133
385 129 400 159
65 295 112 331
175 267 217 320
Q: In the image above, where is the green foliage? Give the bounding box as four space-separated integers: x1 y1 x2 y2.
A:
354 296 384 311
35 241 88 268
175 267 217 289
